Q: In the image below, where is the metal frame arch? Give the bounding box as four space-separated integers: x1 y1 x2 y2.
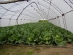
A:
69 0 73 4
0 5 21 12
16 2 45 24
0 3 20 18
43 0 63 14
64 0 73 9
37 3 58 17
44 0 64 13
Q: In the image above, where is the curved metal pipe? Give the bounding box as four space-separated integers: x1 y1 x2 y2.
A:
16 2 45 24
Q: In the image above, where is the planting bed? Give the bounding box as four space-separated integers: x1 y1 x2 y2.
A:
0 22 73 46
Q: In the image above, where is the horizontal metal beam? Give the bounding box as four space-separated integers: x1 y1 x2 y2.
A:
0 0 28 4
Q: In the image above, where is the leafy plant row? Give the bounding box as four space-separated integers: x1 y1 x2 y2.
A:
0 22 73 46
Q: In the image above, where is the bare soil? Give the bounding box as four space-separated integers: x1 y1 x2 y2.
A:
0 44 73 55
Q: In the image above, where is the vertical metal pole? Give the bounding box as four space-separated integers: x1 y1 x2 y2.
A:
0 18 1 27
62 16 66 29
9 19 11 26
64 15 67 29
47 0 52 19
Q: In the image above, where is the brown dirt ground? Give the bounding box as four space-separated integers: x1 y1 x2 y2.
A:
0 44 73 55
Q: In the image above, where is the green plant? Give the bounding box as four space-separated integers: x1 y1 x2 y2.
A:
0 22 73 46
26 50 34 55
39 20 48 22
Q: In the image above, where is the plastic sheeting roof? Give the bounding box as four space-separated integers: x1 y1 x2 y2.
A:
0 0 73 21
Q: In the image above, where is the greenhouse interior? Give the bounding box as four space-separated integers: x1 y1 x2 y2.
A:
0 0 73 55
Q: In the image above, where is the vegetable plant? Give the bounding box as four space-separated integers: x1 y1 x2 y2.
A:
0 22 73 46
